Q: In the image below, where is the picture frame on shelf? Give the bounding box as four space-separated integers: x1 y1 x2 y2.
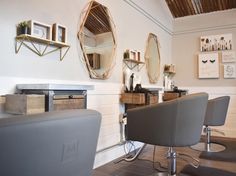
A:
224 64 236 79
129 50 136 60
123 49 141 61
28 20 51 40
52 23 67 43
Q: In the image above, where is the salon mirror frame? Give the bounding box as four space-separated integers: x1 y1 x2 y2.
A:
78 0 117 80
144 33 161 83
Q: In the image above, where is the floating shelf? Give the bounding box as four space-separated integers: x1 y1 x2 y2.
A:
164 71 176 75
164 64 175 77
123 58 145 71
15 34 70 61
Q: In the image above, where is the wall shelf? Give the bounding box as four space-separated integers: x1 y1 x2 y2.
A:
164 64 175 77
123 58 145 71
164 71 176 76
15 34 70 61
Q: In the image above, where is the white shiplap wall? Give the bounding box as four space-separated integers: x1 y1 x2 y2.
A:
87 83 124 151
87 83 142 168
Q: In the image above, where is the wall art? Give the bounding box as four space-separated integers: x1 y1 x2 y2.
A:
200 33 232 52
224 64 236 78
198 53 219 79
222 51 236 63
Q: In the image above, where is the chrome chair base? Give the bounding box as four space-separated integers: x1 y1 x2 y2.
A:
149 172 170 176
149 172 188 176
149 147 197 176
149 172 176 176
191 142 226 152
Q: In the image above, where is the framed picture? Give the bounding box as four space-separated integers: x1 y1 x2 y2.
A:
52 23 67 43
200 33 232 52
198 53 219 79
222 51 236 63
28 20 51 40
224 64 236 78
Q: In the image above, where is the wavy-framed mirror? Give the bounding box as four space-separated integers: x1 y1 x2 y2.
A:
78 0 117 79
144 33 161 83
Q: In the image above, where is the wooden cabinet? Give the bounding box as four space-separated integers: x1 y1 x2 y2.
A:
121 91 159 110
5 94 45 115
163 90 188 101
121 93 145 105
53 95 85 110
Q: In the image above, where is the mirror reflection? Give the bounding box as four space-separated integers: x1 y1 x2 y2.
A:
78 0 116 79
144 33 161 83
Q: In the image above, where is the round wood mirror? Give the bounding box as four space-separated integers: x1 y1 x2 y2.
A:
78 0 116 79
144 33 161 83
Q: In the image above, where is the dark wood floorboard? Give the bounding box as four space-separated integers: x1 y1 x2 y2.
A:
93 137 236 176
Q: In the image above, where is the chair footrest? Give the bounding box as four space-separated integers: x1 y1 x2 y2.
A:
190 142 226 152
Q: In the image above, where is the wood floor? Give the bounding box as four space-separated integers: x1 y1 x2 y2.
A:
93 137 236 176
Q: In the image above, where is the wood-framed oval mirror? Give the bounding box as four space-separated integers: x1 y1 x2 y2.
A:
144 33 161 83
78 0 117 79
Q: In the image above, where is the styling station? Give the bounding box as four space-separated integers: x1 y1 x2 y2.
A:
16 84 94 111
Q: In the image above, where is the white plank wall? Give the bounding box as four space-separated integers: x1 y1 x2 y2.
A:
87 83 126 168
87 94 121 151
184 87 236 138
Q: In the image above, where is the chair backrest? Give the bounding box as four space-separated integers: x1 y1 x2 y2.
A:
0 109 101 176
204 96 230 126
127 93 208 147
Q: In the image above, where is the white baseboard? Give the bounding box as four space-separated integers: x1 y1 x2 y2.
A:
93 141 144 168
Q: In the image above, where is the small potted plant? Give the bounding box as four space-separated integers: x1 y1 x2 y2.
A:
17 21 29 35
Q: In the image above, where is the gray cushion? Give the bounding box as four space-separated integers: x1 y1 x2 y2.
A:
127 92 208 147
204 96 230 126
0 109 101 176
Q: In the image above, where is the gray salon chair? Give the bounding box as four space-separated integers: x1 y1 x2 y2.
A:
0 109 101 176
127 93 208 176
191 96 230 152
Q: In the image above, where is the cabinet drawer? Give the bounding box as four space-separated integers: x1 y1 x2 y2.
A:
53 99 85 110
120 93 145 104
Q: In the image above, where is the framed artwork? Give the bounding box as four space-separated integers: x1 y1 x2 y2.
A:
198 53 219 79
200 33 232 52
224 64 236 78
222 51 236 63
28 20 51 40
52 23 67 43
